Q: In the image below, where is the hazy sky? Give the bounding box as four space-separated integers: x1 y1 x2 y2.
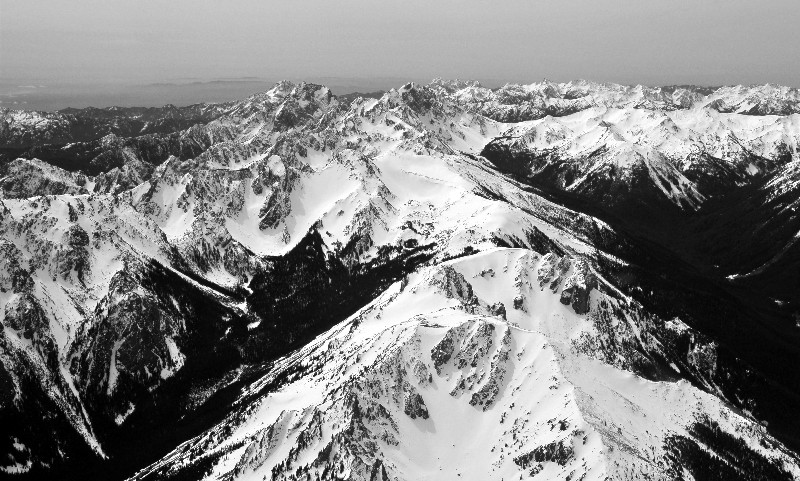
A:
2 0 799 87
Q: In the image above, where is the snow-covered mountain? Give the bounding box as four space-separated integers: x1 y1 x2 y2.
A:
0 103 233 150
482 106 800 210
134 250 800 481
432 79 800 121
1 79 800 480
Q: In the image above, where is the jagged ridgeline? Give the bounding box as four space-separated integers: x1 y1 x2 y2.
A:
1 79 800 480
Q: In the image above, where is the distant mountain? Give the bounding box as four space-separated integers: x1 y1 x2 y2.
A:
0 102 234 149
1 79 800 480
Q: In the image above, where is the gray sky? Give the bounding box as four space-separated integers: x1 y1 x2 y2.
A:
1 0 799 87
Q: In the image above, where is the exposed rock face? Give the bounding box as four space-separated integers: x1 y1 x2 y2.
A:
57 224 90 282
0 158 88 198
531 254 599 315
469 327 511 410
514 440 575 471
257 174 293 230
403 391 429 420
488 301 506 319
93 158 155 194
431 265 478 304
558 258 597 315
4 294 55 361
0 241 33 293
70 268 187 423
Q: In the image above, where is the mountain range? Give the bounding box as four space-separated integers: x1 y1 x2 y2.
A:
1 79 800 480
